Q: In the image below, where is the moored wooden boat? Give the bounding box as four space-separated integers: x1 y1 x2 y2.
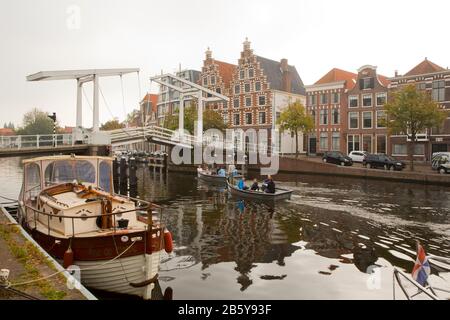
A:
17 154 173 299
197 168 228 184
227 180 293 202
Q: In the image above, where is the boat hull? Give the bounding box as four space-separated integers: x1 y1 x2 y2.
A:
197 170 227 184
227 181 292 202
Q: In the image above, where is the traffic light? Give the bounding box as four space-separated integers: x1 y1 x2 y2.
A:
48 112 56 122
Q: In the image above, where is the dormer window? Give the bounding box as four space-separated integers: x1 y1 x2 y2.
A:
360 77 374 90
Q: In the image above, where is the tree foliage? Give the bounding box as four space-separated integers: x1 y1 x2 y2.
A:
125 109 142 127
383 85 446 170
100 119 125 131
16 108 57 135
277 101 314 158
163 101 228 133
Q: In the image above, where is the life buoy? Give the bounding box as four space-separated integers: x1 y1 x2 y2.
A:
63 247 74 268
163 229 173 253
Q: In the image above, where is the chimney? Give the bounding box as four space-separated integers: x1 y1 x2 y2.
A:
395 70 398 77
281 58 291 92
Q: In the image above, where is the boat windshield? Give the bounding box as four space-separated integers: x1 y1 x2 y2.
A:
44 160 96 186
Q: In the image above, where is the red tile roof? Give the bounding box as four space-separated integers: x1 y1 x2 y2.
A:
377 74 390 87
0 128 14 136
141 93 158 113
215 60 236 88
404 58 446 77
314 68 357 90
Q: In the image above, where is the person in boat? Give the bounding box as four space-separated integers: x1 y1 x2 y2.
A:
250 179 259 191
264 175 276 194
237 177 249 190
218 167 226 177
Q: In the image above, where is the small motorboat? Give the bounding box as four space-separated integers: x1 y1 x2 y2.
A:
226 180 293 202
197 168 228 185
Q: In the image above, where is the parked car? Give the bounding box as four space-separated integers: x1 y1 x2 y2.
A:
431 152 450 170
348 151 368 163
322 151 353 166
363 154 406 171
432 153 450 174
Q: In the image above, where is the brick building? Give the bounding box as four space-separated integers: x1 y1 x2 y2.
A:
389 58 450 160
140 93 158 126
199 47 236 125
345 65 390 155
211 38 306 153
305 68 357 154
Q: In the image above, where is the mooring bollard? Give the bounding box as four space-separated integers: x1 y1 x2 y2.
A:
113 158 119 193
129 157 138 188
119 157 128 195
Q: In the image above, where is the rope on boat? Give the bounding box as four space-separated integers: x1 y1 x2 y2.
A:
0 195 17 202
4 239 138 288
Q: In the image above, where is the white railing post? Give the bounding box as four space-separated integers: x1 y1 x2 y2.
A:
36 134 40 148
18 136 21 149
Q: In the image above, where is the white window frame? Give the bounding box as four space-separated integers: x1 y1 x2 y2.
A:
233 114 240 126
258 95 266 106
376 110 386 128
234 84 240 94
320 109 328 125
258 112 266 124
348 111 359 129
245 112 252 125
376 92 387 106
255 81 261 92
349 95 358 108
244 82 251 93
362 94 372 107
234 98 240 108
245 96 252 107
248 68 254 78
362 111 373 129
239 70 245 80
332 108 340 125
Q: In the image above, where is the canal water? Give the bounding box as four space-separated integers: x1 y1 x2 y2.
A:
1 157 449 299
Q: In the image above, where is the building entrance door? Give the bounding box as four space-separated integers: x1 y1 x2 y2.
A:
309 137 317 155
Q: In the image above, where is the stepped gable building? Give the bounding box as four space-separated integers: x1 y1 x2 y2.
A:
389 58 450 159
199 48 237 125
346 65 390 155
228 38 306 152
305 68 357 154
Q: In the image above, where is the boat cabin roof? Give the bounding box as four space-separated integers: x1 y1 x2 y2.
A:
23 155 113 164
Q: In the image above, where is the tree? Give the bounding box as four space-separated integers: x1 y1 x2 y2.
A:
163 101 228 133
100 119 125 131
16 108 57 135
125 109 142 127
277 101 314 158
383 85 446 171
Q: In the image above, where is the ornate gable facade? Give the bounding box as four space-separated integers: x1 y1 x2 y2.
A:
229 38 273 130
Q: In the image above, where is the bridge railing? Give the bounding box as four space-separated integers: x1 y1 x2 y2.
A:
0 134 82 149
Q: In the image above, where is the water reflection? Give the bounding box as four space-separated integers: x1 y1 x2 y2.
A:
1 158 449 299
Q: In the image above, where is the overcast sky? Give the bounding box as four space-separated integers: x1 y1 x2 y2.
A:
1 0 449 128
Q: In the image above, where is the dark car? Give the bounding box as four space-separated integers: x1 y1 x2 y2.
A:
322 151 353 166
363 154 406 171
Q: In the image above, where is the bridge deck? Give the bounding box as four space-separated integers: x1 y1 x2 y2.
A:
0 144 89 158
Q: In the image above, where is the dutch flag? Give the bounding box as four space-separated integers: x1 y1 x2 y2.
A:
411 243 431 287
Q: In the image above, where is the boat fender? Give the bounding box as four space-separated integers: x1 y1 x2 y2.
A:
63 247 74 268
163 287 173 300
164 229 173 253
